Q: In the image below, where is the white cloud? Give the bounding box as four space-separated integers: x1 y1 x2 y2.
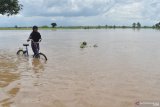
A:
0 0 160 26
19 0 114 17
106 2 143 19
141 0 160 21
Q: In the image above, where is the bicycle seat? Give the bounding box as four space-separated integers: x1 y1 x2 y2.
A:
23 44 29 46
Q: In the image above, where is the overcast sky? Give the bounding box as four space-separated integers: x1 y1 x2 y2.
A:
0 0 159 27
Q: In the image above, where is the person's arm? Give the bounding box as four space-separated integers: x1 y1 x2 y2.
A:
39 33 42 42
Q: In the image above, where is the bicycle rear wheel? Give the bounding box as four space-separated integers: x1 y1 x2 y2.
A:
37 53 47 61
17 50 24 56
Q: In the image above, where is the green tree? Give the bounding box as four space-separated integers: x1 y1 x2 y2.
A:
0 0 22 16
122 26 126 28
132 23 136 28
137 22 141 28
51 23 57 28
105 25 108 28
155 22 160 28
14 25 18 28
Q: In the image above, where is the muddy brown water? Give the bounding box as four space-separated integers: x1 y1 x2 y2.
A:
0 29 160 107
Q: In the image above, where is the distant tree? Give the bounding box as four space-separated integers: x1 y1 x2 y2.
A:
122 26 126 28
97 25 101 29
0 0 22 16
84 26 89 29
155 22 160 28
152 25 156 28
132 23 136 28
143 26 148 28
155 23 159 28
108 26 113 28
14 25 18 28
137 22 141 28
51 23 57 28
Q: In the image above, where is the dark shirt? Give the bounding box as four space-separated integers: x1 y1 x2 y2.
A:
29 31 41 42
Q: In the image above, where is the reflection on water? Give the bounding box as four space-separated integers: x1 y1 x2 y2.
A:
0 51 20 107
0 49 46 107
0 29 160 107
32 59 45 73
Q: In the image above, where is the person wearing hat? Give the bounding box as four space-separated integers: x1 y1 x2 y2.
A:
27 26 42 56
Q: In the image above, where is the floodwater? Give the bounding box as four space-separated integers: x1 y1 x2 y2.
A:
0 29 160 107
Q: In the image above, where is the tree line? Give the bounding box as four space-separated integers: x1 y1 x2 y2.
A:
41 22 160 29
11 22 160 29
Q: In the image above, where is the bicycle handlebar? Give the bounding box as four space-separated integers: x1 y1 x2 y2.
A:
27 39 42 43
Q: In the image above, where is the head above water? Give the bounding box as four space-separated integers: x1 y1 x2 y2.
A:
82 41 87 45
32 26 38 31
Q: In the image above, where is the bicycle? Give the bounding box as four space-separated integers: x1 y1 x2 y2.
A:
17 39 47 61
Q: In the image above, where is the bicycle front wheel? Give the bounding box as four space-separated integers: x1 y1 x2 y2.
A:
39 53 47 61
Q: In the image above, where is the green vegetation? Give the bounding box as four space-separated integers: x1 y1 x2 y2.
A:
55 25 152 29
0 26 154 30
0 27 31 30
1 22 160 30
0 0 22 16
55 22 160 29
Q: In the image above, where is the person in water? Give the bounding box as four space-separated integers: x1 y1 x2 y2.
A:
80 41 87 48
27 26 42 56
80 41 98 48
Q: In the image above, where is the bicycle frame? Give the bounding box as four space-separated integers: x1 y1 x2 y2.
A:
26 46 29 56
23 44 29 56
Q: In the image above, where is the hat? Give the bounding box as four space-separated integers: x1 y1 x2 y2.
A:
32 26 38 30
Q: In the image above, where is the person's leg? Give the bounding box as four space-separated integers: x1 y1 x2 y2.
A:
31 42 36 55
37 43 40 52
34 43 39 55
31 42 39 56
34 43 40 58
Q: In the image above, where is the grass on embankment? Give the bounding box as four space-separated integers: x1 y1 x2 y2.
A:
0 26 157 30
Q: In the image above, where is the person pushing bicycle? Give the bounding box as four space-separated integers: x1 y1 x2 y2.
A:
27 26 42 57
17 26 47 60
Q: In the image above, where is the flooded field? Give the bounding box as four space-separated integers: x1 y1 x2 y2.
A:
0 29 160 107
